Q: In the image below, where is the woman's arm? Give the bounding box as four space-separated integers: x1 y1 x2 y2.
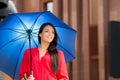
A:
19 75 34 80
19 50 30 80
19 78 24 80
56 50 69 80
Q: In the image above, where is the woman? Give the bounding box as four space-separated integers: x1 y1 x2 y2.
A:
19 23 69 80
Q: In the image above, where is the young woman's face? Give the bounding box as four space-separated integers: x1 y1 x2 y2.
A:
39 25 55 43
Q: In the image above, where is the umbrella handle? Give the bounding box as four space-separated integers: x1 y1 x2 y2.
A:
24 73 27 80
23 71 33 80
28 34 33 75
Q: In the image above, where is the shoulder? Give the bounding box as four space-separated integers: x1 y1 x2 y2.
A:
57 50 66 63
24 47 38 54
57 50 64 57
25 47 38 52
57 50 63 54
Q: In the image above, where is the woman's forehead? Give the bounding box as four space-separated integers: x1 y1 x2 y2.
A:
43 25 54 30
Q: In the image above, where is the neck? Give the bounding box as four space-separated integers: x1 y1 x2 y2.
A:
39 42 50 51
39 43 49 58
39 46 48 51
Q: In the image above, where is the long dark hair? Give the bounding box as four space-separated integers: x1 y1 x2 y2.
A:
38 23 58 73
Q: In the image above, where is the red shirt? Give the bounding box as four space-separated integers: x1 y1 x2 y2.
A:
19 48 69 80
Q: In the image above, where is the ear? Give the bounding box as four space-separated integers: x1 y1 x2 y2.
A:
39 33 41 37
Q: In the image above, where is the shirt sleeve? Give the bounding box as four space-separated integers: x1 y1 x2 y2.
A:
56 50 69 80
19 49 30 80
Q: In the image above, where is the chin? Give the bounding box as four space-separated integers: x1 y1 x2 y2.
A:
45 40 53 43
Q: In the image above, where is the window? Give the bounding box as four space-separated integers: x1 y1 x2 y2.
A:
45 2 53 12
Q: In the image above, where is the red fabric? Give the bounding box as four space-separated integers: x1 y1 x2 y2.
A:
19 48 69 80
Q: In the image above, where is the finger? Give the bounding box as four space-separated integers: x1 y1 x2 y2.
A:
28 75 35 80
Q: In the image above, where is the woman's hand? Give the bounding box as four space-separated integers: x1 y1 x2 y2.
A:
27 75 35 80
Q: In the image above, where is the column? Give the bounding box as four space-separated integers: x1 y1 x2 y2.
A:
62 0 72 79
81 0 90 80
98 0 109 80
23 0 40 12
53 0 62 18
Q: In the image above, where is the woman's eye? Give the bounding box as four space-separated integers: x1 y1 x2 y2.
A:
44 30 55 34
52 31 55 34
45 30 48 32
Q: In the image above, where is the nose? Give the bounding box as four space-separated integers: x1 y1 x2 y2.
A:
48 32 54 36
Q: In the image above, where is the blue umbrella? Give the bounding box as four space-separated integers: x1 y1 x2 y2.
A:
0 11 76 79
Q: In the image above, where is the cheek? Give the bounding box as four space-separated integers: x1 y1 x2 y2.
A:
53 35 55 38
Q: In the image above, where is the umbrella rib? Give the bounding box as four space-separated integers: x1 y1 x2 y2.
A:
57 43 75 57
13 14 28 30
32 28 39 33
33 28 39 31
32 29 39 35
31 35 39 47
30 12 47 30
58 35 62 44
55 26 77 32
0 28 26 34
13 36 28 79
0 35 27 49
30 14 42 30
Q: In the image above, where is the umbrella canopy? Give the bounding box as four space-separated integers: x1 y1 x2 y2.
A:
0 11 76 79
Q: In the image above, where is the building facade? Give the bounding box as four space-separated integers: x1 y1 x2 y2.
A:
1 0 120 80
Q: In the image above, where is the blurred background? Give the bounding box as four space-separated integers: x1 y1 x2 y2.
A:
0 0 120 80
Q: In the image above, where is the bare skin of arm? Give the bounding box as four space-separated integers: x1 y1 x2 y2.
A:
20 75 34 80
